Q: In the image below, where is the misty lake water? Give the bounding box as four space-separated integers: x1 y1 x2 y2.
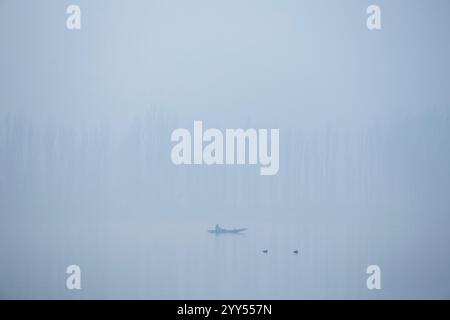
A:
1 219 449 299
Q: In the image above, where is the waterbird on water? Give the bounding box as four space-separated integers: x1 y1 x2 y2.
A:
262 250 268 254
293 250 299 254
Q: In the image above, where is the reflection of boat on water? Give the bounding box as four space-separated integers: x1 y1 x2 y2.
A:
208 224 247 235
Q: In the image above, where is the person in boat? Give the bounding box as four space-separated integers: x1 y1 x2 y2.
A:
208 224 247 234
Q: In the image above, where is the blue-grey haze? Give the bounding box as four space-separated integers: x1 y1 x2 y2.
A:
0 0 449 299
